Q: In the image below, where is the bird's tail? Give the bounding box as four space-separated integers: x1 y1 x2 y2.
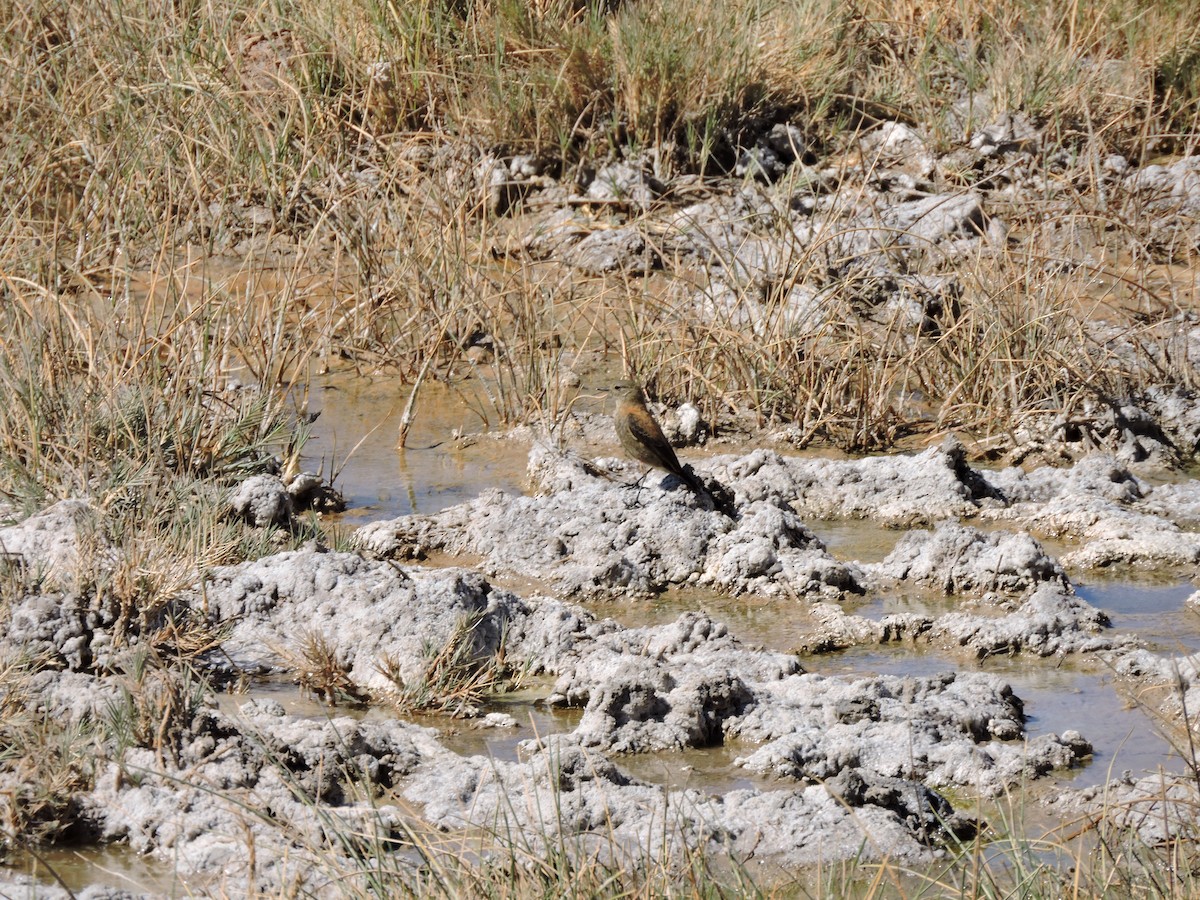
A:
680 466 708 497
680 465 737 518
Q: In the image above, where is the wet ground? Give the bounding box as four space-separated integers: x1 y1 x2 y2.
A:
300 377 1200 794
12 376 1198 895
303 375 535 523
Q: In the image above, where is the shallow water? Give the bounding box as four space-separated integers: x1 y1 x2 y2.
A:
826 646 1182 787
7 845 197 897
215 675 584 767
302 374 531 523
1077 577 1200 654
597 579 1191 793
814 518 905 563
303 387 1200 797
218 573 1196 799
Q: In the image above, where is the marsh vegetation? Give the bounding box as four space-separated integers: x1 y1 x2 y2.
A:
2 0 1200 896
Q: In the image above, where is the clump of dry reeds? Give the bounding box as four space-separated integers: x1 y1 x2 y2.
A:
4 0 1198 450
376 611 522 717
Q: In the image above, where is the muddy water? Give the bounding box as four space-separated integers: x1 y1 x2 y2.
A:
816 518 906 563
214 676 584 765
222 580 1196 798
301 384 1199 796
823 647 1184 787
7 845 199 897
23 380 1174 896
1076 577 1200 655
303 374 533 523
594 574 1194 792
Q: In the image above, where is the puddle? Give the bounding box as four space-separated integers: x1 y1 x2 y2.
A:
302 374 532 523
590 580 1180 792
417 692 583 762
215 676 366 720
812 518 905 564
599 583 1192 792
597 588 829 654
1023 673 1183 786
5 845 196 897
220 676 582 766
816 646 1184 788
851 589 974 622
815 579 1198 788
1077 577 1200 653
618 743 778 794
599 585 968 653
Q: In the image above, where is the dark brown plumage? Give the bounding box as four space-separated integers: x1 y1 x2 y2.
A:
613 381 707 496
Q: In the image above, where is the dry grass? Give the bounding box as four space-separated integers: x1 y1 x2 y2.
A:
0 277 315 644
0 655 101 846
2 0 1197 446
277 611 520 714
286 628 372 706
619 178 1196 451
105 654 212 769
376 610 522 716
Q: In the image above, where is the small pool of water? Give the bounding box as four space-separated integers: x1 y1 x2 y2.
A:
220 677 583 767
596 589 829 654
850 589 975 622
814 518 905 563
6 845 198 897
617 743 778 794
596 578 1196 792
303 375 531 523
815 645 1184 788
1077 577 1200 654
417 692 583 762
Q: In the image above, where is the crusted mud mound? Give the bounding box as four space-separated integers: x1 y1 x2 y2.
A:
3 420 1199 892
1047 771 1200 848
7 434 1190 897
358 438 1200 596
355 442 865 600
0 531 1100 892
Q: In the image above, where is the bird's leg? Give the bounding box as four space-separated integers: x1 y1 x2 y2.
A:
622 466 652 507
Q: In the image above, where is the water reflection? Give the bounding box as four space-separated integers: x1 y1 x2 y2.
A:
1078 578 1200 654
6 845 194 897
594 575 1196 792
302 375 530 523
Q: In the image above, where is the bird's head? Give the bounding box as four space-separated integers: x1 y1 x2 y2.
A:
611 380 645 405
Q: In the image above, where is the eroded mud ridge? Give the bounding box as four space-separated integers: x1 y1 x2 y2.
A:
3 436 1200 895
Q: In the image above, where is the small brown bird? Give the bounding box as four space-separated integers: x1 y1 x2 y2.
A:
613 381 708 496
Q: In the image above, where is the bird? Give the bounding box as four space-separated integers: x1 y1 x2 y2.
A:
612 381 709 497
